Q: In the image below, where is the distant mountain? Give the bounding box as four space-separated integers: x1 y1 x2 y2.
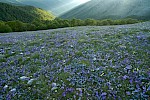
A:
0 0 83 16
0 2 55 23
61 0 150 20
0 0 19 4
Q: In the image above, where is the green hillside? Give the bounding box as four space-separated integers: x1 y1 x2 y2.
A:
0 2 55 23
0 0 81 16
61 0 150 20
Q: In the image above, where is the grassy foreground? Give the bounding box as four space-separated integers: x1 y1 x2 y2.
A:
0 22 150 99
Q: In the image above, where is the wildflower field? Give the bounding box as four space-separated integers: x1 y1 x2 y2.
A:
0 22 150 99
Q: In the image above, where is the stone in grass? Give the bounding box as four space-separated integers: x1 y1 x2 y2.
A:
20 52 23 55
93 57 97 61
11 51 15 54
41 46 45 49
20 76 30 81
3 85 8 90
52 83 57 87
125 65 132 70
27 79 36 85
10 88 16 92
51 83 59 92
70 45 74 48
51 87 58 92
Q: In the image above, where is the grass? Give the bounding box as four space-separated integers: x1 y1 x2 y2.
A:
0 22 150 99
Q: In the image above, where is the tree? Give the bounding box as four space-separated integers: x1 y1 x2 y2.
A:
105 19 114 25
26 23 36 31
70 18 79 26
125 18 139 24
62 20 70 27
0 21 12 33
6 20 27 32
100 20 109 25
84 18 97 26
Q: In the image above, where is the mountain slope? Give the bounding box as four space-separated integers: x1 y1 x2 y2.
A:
0 0 19 4
61 0 150 20
0 0 83 16
0 2 55 23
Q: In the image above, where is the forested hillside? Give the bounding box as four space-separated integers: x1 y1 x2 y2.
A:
0 2 55 23
0 0 82 16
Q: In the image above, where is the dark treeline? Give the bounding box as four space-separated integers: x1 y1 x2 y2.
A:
0 18 140 33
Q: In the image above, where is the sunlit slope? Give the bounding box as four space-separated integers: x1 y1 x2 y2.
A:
0 0 83 16
0 2 55 22
61 0 150 20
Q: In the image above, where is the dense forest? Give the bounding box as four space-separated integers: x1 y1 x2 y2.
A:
0 2 55 23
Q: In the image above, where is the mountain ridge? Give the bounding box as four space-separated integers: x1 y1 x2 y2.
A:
61 0 150 20
0 0 83 16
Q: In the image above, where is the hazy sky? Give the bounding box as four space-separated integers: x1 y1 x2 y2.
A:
75 0 91 4
51 0 91 15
